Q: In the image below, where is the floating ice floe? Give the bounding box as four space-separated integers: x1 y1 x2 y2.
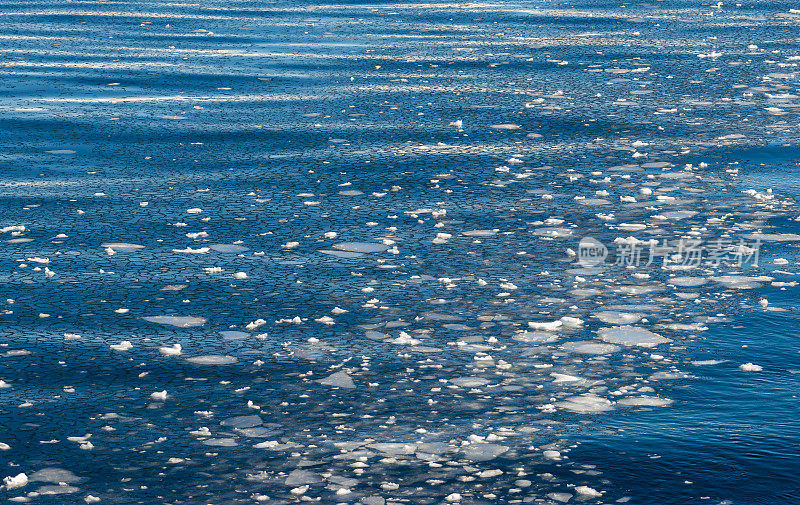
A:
461 229 497 237
159 344 182 356
100 242 144 252
3 473 28 490
594 311 645 324
739 362 763 372
460 442 509 461
561 341 621 355
209 244 249 253
450 377 490 388
221 415 263 429
667 277 707 287
150 390 168 401
142 315 207 327
110 340 133 351
617 396 673 407
186 355 238 365
317 371 355 389
556 394 614 413
597 326 672 347
331 242 389 253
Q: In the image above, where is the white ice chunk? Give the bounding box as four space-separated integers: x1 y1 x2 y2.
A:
3 473 27 490
739 362 763 372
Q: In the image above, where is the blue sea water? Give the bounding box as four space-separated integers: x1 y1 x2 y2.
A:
0 1 799 504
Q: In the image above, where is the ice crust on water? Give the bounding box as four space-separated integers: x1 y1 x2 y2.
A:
4 5 799 504
597 326 672 347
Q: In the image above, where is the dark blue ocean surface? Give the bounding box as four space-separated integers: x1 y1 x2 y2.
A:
1 1 798 504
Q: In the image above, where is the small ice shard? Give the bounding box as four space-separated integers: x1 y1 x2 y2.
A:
597 326 672 347
490 123 521 130
332 242 389 253
233 272 248 279
739 362 763 372
556 394 614 413
110 340 133 351
314 316 335 325
445 493 462 502
461 443 509 461
100 242 144 252
159 344 182 356
142 315 207 328
150 390 168 401
318 371 355 388
0 442 9 450
186 355 238 365
331 307 348 314
186 208 202 214
3 473 28 490
617 396 673 407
